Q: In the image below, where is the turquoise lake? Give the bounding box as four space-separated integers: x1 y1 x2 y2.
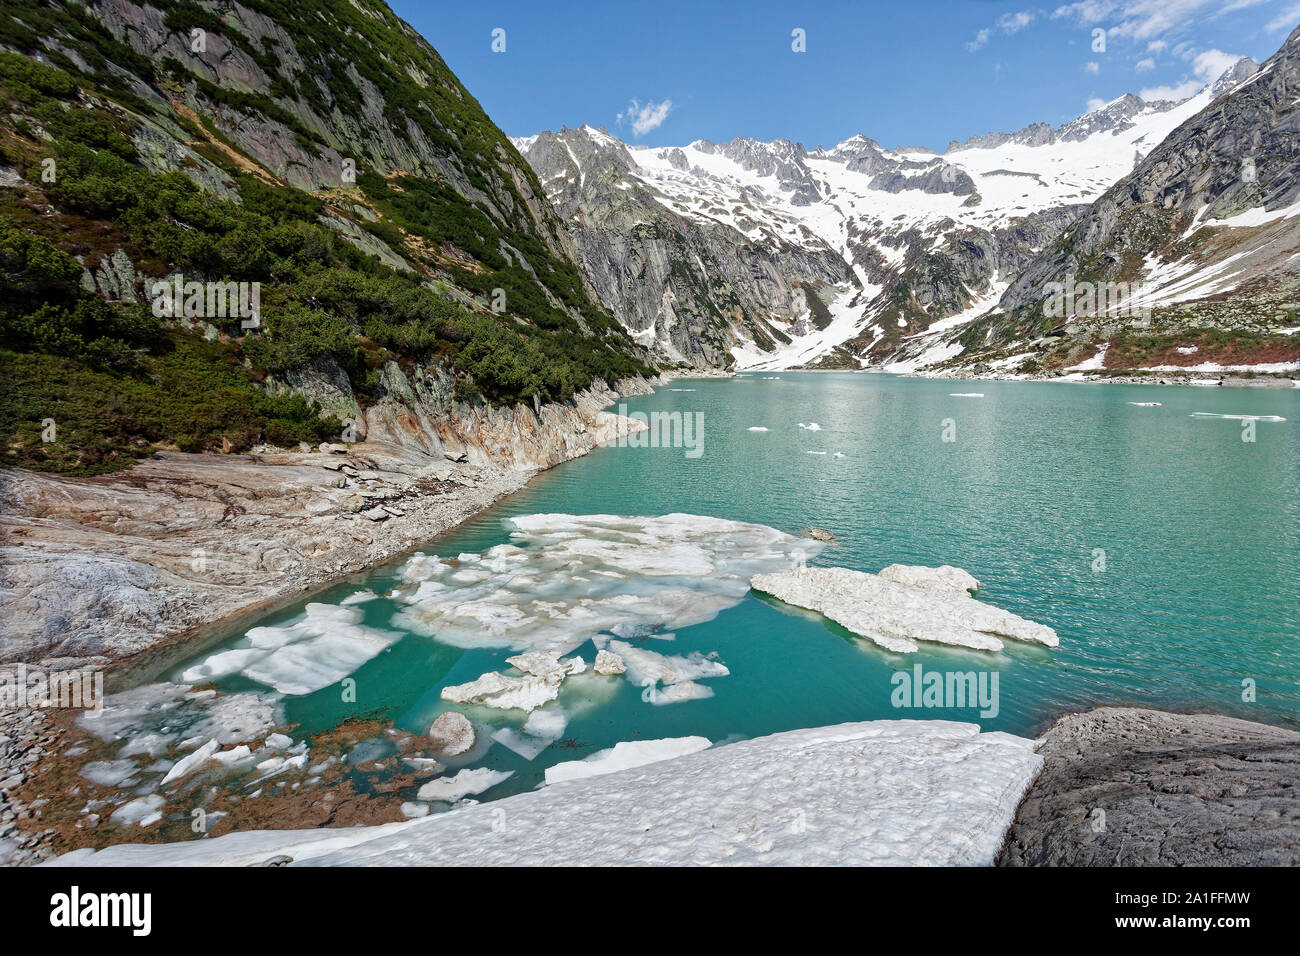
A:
167 373 1300 801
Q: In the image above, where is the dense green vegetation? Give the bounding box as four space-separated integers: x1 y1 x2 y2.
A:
0 1 651 475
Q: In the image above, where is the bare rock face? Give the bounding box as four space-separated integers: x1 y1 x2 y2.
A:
427 712 475 757
999 707 1300 866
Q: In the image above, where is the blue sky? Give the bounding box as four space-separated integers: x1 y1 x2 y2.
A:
390 1 1300 151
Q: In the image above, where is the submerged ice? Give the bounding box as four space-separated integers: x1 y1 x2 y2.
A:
393 514 820 654
180 603 402 696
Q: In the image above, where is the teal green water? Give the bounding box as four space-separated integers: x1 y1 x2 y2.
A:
168 374 1300 800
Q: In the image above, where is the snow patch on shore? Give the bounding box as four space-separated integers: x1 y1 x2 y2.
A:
46 719 1042 866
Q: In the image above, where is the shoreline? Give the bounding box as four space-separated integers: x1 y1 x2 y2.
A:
29 705 1300 867
3 372 1295 865
0 377 658 862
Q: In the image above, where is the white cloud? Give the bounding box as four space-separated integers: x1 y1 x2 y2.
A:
1146 39 1167 52
1138 45 1242 101
966 10 1037 51
1087 96 1109 111
1135 56 1156 70
1267 2 1300 30
1053 1 1260 43
1139 79 1201 100
1190 47 1240 81
617 98 672 137
998 10 1038 33
1085 60 1101 72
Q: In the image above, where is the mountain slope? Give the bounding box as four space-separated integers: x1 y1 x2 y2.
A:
0 0 650 475
518 63 1259 372
517 126 856 368
933 27 1300 379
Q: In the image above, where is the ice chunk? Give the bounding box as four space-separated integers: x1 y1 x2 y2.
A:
416 767 513 803
751 566 1058 654
645 681 714 705
427 712 475 756
440 671 563 712
491 707 570 760
593 650 626 676
605 639 729 687
160 739 219 785
109 794 164 828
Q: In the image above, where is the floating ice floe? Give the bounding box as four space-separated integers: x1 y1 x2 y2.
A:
109 795 164 828
391 514 820 655
602 638 729 688
339 589 380 605
750 564 1058 654
180 603 402 696
593 650 626 676
440 671 562 712
491 707 570 760
415 767 513 803
544 737 712 785
797 422 823 430
1127 402 1162 406
160 739 220 785
427 712 475 757
1190 412 1286 422
949 393 984 398
747 426 770 431
51 721 1043 866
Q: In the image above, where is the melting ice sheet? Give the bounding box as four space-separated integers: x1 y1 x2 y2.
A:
181 603 402 696
393 513 822 654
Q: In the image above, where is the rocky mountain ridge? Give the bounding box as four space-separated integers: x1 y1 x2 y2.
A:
517 48 1297 378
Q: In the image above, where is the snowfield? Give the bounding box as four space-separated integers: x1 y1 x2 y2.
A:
46 720 1043 867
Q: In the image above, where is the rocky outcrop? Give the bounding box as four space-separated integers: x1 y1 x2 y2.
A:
995 36 1299 334
999 707 1300 866
0 378 653 666
517 128 855 366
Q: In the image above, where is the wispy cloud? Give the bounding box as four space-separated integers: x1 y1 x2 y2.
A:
1135 56 1156 70
966 10 1039 51
1139 47 1242 100
1053 1 1267 42
617 98 673 136
1085 60 1101 72
1267 2 1300 30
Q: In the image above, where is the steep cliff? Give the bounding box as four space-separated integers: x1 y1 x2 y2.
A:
0 0 652 476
